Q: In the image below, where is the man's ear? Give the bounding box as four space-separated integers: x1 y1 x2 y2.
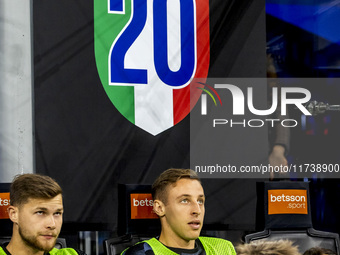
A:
8 206 19 224
153 199 165 217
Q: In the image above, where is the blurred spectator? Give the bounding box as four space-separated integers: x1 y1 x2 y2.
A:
303 247 336 255
236 240 300 255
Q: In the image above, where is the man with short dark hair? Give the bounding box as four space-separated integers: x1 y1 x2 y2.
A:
122 168 236 255
0 173 85 255
303 247 336 255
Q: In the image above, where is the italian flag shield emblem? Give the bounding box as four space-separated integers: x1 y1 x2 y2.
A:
94 0 210 135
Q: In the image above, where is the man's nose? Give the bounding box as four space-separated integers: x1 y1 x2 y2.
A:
46 215 56 229
191 202 202 215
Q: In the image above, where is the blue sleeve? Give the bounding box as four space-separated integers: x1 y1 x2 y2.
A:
121 242 154 255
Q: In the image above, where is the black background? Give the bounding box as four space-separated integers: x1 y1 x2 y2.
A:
33 0 266 235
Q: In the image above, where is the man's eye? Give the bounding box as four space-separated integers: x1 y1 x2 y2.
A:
54 212 63 216
36 211 44 215
198 200 205 205
181 199 188 203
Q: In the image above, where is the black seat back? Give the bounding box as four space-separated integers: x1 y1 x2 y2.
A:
245 181 340 255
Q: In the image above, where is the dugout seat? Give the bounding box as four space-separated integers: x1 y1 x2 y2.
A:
104 234 152 255
244 181 340 254
245 228 339 253
103 184 161 255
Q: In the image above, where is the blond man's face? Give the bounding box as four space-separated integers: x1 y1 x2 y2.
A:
12 194 63 252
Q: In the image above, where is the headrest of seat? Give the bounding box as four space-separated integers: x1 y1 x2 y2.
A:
256 181 313 230
0 184 11 220
0 184 12 236
117 184 160 236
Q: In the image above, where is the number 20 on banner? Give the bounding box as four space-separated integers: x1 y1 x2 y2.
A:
94 0 210 135
108 0 199 87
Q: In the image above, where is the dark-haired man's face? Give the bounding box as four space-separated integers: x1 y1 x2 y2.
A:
158 178 205 248
16 195 63 252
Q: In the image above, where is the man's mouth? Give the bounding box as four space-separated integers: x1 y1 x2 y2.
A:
188 220 201 230
40 234 57 240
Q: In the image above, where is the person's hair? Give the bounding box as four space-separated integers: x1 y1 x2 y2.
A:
10 173 63 207
152 168 200 204
303 247 336 255
235 240 301 255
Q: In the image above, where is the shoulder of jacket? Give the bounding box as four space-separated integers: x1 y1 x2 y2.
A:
122 241 153 255
49 248 86 255
199 237 235 247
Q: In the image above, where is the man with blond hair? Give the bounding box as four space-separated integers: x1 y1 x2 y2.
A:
122 168 236 255
235 240 301 255
0 173 85 255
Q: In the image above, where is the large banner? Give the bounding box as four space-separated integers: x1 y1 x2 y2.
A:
33 0 340 235
33 0 265 232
